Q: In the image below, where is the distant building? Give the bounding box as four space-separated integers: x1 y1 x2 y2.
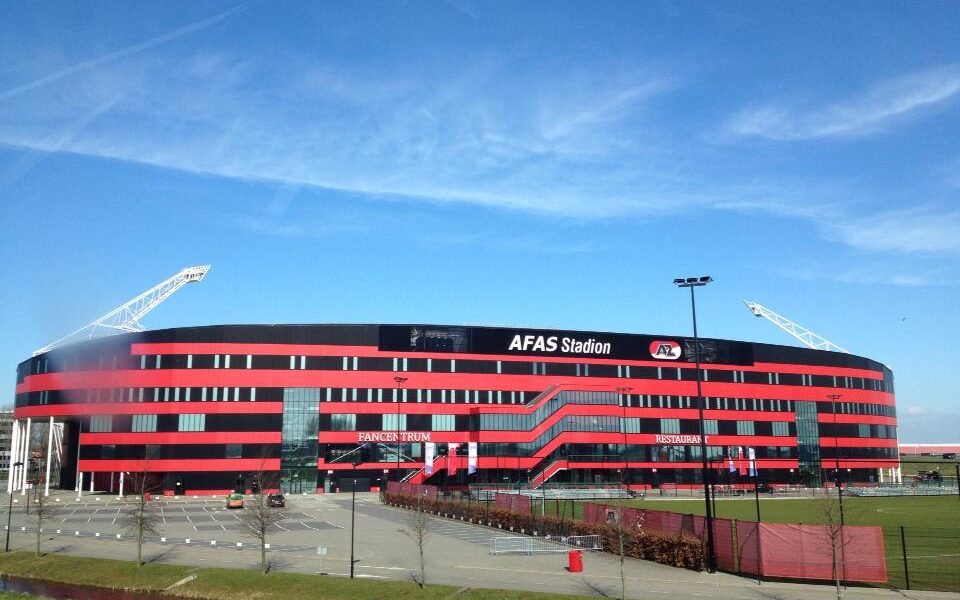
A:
899 443 960 456
0 411 12 471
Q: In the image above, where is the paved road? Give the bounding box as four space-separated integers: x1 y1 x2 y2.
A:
2 491 957 600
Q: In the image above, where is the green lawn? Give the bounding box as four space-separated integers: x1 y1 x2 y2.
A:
899 456 960 479
0 552 602 600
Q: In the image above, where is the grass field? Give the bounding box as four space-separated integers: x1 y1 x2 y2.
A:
0 553 602 600
899 456 960 479
539 494 959 592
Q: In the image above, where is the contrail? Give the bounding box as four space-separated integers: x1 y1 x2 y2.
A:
0 4 244 101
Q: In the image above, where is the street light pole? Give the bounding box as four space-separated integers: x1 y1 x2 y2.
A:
5 462 23 552
349 452 362 578
674 275 716 573
394 377 407 483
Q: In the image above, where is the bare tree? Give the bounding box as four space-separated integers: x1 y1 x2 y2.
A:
240 460 284 573
33 487 56 556
401 491 431 588
820 489 852 600
121 464 162 567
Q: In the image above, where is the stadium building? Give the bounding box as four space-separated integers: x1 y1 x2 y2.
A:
11 324 899 495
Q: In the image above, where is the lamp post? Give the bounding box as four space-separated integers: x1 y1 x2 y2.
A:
616 386 632 493
5 462 23 552
393 377 407 483
349 449 363 578
673 275 717 573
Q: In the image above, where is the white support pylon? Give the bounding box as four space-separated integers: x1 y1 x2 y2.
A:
45 416 54 497
33 265 210 356
744 301 850 353
7 419 19 493
20 418 31 495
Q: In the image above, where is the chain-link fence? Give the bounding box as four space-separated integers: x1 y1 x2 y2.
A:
885 526 960 592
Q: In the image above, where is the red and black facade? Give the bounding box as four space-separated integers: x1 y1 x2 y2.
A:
13 324 898 494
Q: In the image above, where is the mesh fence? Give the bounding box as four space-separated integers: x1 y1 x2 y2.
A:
884 526 960 592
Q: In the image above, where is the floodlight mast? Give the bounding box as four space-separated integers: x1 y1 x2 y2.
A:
743 301 849 354
33 265 210 356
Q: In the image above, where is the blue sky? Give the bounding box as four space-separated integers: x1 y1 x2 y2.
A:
1 1 958 442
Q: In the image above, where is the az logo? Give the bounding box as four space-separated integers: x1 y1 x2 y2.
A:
649 341 681 360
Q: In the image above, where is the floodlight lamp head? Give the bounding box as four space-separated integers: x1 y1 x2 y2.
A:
673 275 713 288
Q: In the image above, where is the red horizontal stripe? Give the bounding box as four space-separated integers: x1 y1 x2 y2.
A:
78 458 280 472
824 438 898 448
80 432 280 445
819 414 897 425
14 402 282 418
16 371 895 408
131 342 887 380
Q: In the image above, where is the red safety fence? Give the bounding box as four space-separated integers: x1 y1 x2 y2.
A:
494 492 532 514
583 503 887 583
757 523 887 582
386 481 439 499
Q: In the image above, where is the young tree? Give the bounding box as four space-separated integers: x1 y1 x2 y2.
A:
401 491 431 588
820 488 851 600
33 485 56 556
121 465 162 567
240 461 284 573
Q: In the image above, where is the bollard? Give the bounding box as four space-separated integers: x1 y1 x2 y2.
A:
236 542 242 548
211 540 216 546
185 538 191 544
161 537 166 544
567 549 583 573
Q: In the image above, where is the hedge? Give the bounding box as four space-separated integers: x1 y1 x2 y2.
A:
383 492 704 570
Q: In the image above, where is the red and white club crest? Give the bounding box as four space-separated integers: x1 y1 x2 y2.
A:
649 340 681 360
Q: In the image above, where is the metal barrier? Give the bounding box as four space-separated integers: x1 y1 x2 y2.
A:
490 534 602 555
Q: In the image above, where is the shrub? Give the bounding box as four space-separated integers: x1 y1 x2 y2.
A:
383 493 704 570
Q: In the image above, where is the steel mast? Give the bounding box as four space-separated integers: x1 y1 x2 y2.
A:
33 265 210 356
743 301 849 353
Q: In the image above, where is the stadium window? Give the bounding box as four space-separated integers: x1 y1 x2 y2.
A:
290 356 296 369
246 355 252 369
132 414 157 433
772 421 789 436
342 356 349 370
225 444 242 459
703 419 718 435
215 354 221 369
140 355 146 370
858 423 870 438
432 414 455 431
660 418 680 434
224 355 231 369
89 415 113 432
736 420 755 436
382 414 405 431
177 413 205 432
300 356 306 370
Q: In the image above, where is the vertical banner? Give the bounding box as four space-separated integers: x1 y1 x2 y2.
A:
737 446 746 476
424 442 435 475
468 442 478 475
748 447 757 477
447 443 458 475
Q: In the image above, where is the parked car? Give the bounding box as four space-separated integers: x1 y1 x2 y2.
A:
225 492 245 509
268 493 285 508
943 453 957 459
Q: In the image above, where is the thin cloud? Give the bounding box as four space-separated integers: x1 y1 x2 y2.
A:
0 5 244 100
828 206 960 254
726 64 960 140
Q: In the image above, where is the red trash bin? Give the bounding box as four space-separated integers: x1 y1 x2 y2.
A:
567 549 583 573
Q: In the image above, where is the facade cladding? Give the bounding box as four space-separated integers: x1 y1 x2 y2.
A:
13 324 898 495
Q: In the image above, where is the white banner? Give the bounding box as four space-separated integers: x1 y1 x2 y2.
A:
468 442 478 474
424 442 435 475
